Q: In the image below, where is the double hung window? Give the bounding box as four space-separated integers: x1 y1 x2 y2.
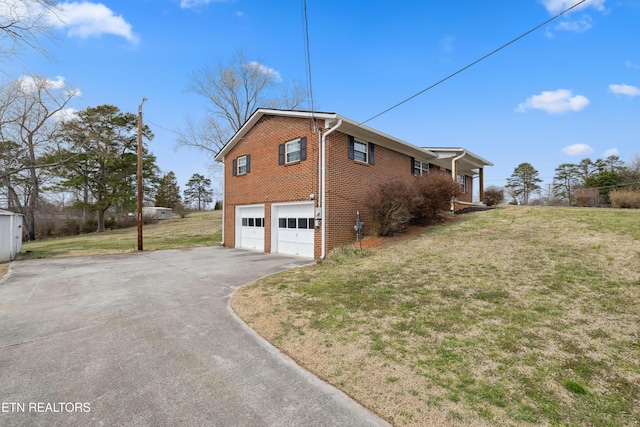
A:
232 154 250 176
237 155 248 175
457 174 467 193
348 136 375 165
286 139 301 163
278 137 307 165
353 140 368 163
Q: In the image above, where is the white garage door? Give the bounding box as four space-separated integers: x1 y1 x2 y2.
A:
274 203 315 258
236 205 265 252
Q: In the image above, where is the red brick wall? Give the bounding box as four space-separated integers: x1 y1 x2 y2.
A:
223 115 321 256
324 132 415 252
222 114 474 258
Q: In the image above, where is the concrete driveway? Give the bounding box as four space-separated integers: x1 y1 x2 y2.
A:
0 247 389 427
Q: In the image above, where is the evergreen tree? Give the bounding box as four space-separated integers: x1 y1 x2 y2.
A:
54 105 159 232
184 173 213 211
155 171 182 208
506 163 542 205
553 163 580 205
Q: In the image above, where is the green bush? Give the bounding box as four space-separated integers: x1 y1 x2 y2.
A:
484 185 504 207
412 171 461 222
610 189 640 208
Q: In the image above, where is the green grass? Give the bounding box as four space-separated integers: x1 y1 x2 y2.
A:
234 206 640 426
20 210 222 259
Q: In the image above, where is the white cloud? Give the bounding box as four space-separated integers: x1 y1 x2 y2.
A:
542 0 605 35
18 75 81 98
625 60 640 69
440 36 455 54
180 0 228 9
562 144 594 156
52 108 79 123
609 84 640 97
554 15 592 33
246 61 281 82
20 75 64 91
541 0 606 15
516 89 590 114
50 2 138 43
603 148 619 157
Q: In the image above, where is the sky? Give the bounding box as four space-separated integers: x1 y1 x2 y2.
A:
4 0 640 200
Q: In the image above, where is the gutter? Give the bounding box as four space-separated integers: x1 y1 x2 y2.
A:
320 118 342 260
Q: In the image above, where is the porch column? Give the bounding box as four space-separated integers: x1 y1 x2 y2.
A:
479 167 485 202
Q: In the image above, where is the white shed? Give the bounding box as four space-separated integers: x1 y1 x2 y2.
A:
0 209 23 262
142 207 173 220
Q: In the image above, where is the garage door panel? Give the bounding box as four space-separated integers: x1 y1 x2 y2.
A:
274 203 314 258
237 205 264 252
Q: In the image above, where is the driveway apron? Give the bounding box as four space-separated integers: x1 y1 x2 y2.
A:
0 247 389 427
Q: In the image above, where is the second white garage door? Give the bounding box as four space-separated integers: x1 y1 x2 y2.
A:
273 203 315 258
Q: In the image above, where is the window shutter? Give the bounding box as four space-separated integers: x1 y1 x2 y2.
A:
245 154 251 173
300 137 307 161
348 136 355 160
411 157 415 175
278 144 285 165
232 158 237 176
369 143 375 165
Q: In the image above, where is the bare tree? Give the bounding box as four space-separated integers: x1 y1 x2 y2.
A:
178 49 307 159
621 153 640 191
0 74 78 239
0 0 60 63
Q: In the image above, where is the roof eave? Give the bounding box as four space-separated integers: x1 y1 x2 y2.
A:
214 109 338 162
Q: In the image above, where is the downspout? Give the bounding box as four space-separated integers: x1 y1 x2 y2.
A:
320 118 342 260
451 151 466 212
220 159 225 245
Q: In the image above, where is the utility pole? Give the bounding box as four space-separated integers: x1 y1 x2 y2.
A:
137 98 147 251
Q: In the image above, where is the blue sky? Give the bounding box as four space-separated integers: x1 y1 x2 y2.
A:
6 0 640 199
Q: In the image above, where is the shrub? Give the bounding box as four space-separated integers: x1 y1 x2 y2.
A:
173 201 188 218
142 213 159 225
412 171 461 222
52 219 82 237
484 185 504 207
610 189 640 209
573 187 601 207
365 178 414 236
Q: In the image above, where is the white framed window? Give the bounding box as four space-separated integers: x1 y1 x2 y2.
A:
353 140 368 163
457 174 467 193
237 155 248 175
348 136 374 165
286 139 301 163
414 160 429 176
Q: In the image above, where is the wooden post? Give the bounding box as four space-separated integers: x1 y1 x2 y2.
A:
137 98 147 251
479 167 485 203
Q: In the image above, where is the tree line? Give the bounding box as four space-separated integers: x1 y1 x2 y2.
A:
505 155 640 206
2 6 301 241
0 88 215 239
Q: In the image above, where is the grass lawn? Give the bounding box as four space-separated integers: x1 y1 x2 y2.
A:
232 206 640 426
20 210 222 259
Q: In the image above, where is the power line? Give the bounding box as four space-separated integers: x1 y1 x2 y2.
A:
147 120 182 136
302 0 315 118
358 0 588 127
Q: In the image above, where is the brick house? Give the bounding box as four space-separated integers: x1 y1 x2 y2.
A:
214 109 492 260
